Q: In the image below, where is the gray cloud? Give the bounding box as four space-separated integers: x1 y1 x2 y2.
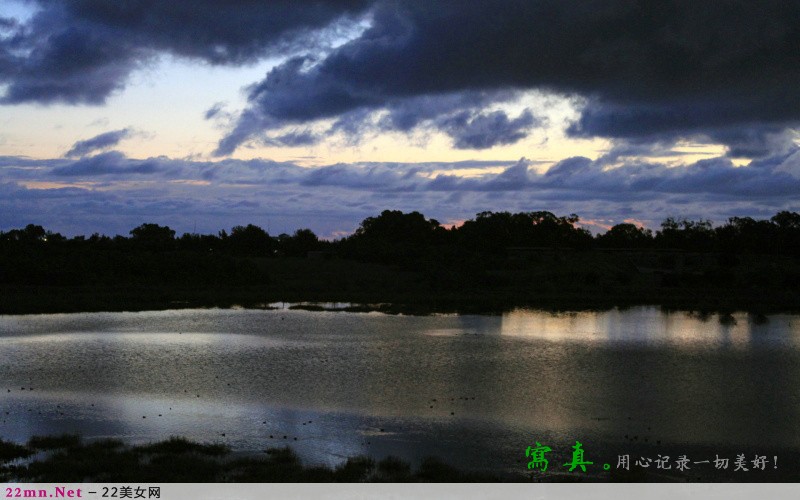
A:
53 151 160 176
7 148 800 201
215 84 541 154
204 102 227 120
2 148 799 238
65 129 132 157
0 148 800 235
706 127 799 159
261 130 321 147
437 109 538 150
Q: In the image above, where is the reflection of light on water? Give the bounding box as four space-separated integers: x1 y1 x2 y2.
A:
423 328 464 337
500 310 602 343
0 332 300 350
0 390 370 468
499 307 800 348
2 307 800 461
267 302 355 310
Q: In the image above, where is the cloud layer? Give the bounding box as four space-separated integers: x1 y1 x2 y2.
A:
3 1 799 156
2 146 799 237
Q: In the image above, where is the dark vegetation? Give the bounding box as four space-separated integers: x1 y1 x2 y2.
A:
0 435 501 482
3 435 794 483
2 210 800 314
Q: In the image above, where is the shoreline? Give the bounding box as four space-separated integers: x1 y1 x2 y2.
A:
2 284 799 317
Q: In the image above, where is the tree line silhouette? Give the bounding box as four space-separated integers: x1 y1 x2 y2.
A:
1 210 800 312
3 210 800 262
0 210 800 288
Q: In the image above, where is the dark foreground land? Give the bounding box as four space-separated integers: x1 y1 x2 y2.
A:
2 253 800 316
2 210 800 315
2 435 794 482
0 435 505 483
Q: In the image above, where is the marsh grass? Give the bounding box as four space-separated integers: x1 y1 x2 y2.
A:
0 435 504 482
0 439 31 462
133 436 229 457
28 434 82 450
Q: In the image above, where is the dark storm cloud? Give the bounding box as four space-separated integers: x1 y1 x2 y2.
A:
217 0 800 154
0 0 372 104
65 129 132 157
39 0 373 64
5 1 798 153
567 100 800 156
0 6 148 104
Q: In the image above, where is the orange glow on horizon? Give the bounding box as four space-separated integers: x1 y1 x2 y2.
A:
577 219 612 232
440 219 466 230
622 218 649 229
20 181 97 190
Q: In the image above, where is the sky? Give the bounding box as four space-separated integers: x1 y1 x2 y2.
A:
1 0 799 238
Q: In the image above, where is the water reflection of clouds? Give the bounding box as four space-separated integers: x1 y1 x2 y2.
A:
425 315 502 338
498 307 800 348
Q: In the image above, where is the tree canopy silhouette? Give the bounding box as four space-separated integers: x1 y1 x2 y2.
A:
129 223 175 250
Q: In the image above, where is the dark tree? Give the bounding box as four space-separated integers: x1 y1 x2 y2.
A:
0 224 47 243
655 218 714 251
129 223 176 251
227 224 273 256
457 211 591 254
280 228 321 257
343 210 446 264
771 211 800 256
716 217 777 254
597 223 653 248
355 210 443 244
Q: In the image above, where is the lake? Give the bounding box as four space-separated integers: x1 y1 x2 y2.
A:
1 305 798 480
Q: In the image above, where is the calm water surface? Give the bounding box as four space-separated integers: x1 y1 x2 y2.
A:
1 306 798 479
